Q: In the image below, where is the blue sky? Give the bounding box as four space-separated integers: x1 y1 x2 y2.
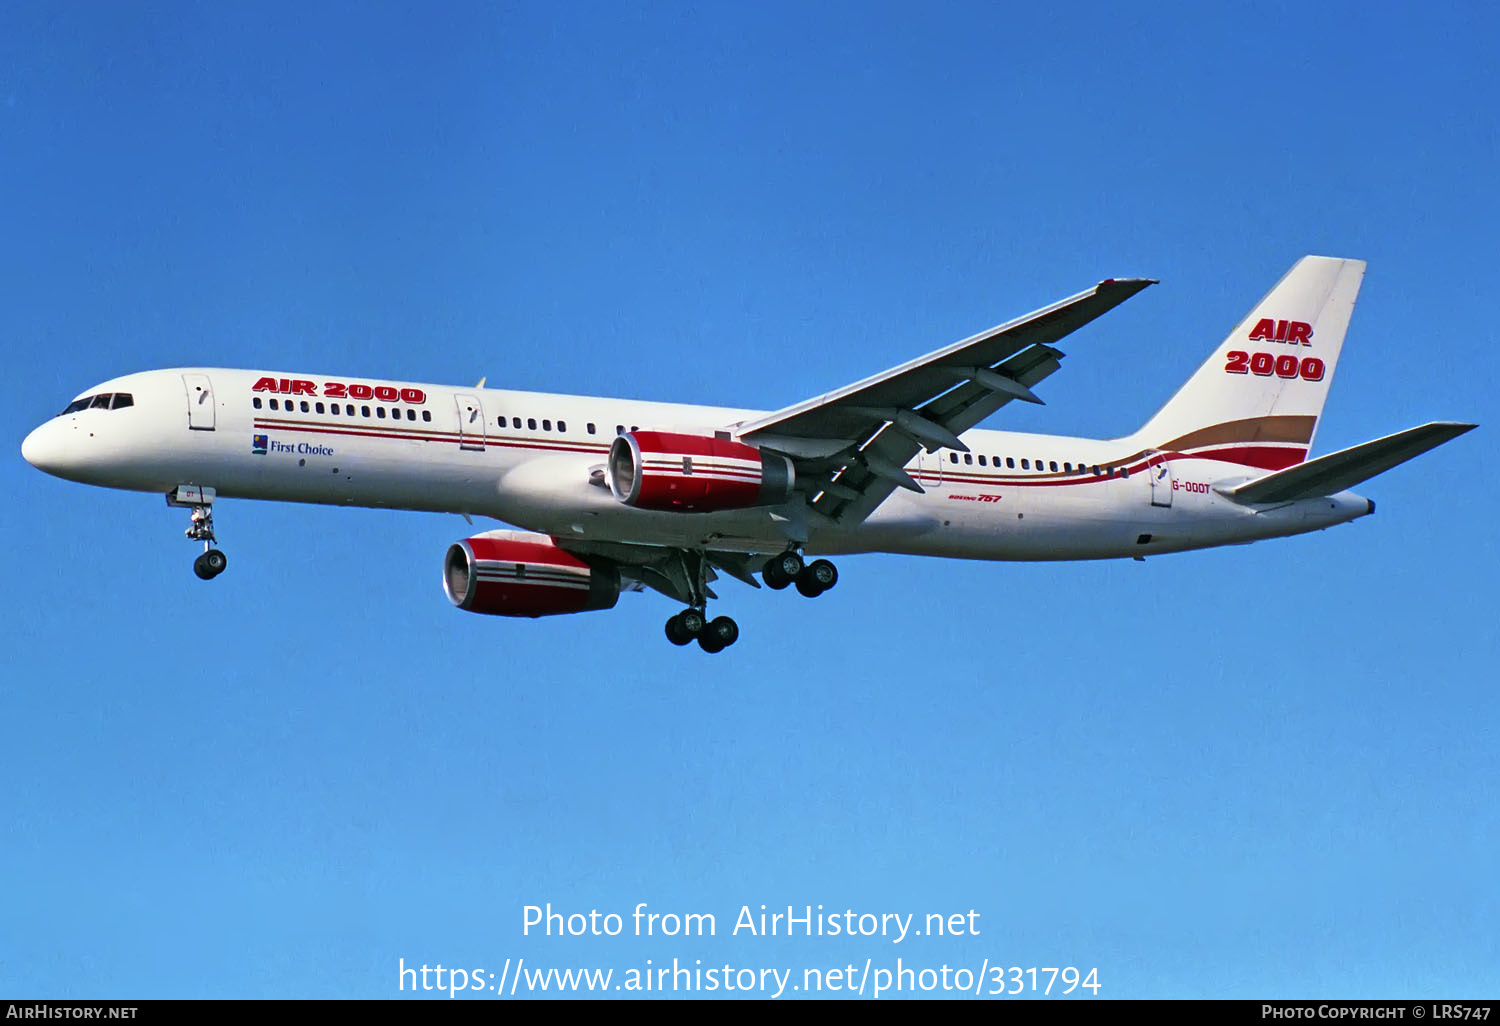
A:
3 1 1496 999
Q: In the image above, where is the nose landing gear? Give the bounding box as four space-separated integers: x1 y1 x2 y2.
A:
168 485 228 580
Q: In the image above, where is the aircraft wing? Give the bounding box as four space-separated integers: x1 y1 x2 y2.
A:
1220 421 1477 505
734 277 1155 526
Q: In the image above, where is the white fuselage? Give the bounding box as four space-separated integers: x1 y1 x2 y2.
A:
21 367 1373 562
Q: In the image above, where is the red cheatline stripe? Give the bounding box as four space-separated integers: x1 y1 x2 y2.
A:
259 415 461 437
1179 445 1305 471
908 444 1308 488
253 419 611 455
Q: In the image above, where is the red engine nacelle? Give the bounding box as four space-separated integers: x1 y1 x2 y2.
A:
443 530 620 618
608 430 795 512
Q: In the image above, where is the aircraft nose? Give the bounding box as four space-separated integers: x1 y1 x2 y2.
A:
21 422 64 475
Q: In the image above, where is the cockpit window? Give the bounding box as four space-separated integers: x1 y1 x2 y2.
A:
59 392 135 416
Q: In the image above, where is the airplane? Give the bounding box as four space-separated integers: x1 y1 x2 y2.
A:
21 255 1475 652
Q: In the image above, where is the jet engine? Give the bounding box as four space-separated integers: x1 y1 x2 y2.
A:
607 430 794 512
443 530 620 617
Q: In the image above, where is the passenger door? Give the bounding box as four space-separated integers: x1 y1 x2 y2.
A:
455 393 486 451
183 373 215 430
1149 452 1173 508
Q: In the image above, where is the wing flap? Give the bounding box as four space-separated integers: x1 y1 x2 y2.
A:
1221 422 1476 505
807 343 1066 524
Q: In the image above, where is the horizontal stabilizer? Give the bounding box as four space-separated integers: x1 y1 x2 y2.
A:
1222 422 1476 505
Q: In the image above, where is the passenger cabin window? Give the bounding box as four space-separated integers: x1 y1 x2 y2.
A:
345 404 355 416
1064 462 1072 473
376 407 386 419
1021 459 1030 470
542 419 551 431
1006 458 1015 469
270 399 280 411
587 423 596 434
558 420 566 433
301 400 310 413
978 455 987 466
422 410 432 422
949 452 958 464
407 409 415 421
1049 461 1058 472
528 418 537 430
253 397 263 409
315 402 325 414
616 425 625 435
512 417 521 428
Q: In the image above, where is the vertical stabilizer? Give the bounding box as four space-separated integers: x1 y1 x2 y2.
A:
1131 256 1365 470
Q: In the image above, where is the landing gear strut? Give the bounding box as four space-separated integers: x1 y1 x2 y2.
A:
168 485 228 580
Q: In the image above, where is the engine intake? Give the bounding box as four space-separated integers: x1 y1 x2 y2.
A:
608 431 794 512
443 530 620 617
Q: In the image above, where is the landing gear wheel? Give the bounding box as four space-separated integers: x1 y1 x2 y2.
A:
796 558 837 597
698 615 738 653
666 608 707 646
193 549 228 580
678 608 706 636
762 551 804 589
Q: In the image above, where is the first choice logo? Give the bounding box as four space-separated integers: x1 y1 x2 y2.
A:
1248 318 1314 346
251 376 427 404
251 434 335 457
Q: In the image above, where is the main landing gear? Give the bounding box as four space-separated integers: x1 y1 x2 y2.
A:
662 550 740 653
761 550 838 598
658 549 838 652
664 608 740 653
167 485 228 580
